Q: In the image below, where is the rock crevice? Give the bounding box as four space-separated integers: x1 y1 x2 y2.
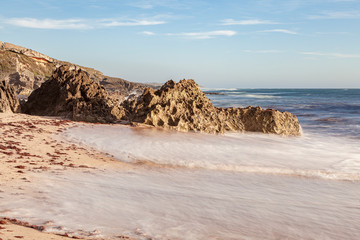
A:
0 80 20 113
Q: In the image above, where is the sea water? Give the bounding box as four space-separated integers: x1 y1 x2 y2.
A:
1 89 360 239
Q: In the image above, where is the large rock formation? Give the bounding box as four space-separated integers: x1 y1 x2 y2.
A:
23 66 125 123
20 65 300 135
124 79 236 133
124 79 301 136
0 80 20 113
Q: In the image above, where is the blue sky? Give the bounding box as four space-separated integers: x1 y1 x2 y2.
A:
1 0 359 88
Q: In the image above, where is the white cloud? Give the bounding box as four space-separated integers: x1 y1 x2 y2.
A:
243 50 282 53
129 0 191 10
4 17 166 30
101 20 165 27
308 11 360 19
221 19 277 25
260 29 298 35
301 52 360 59
168 30 236 39
140 31 156 35
6 18 92 30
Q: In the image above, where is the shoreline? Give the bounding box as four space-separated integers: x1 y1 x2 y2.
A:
0 113 133 240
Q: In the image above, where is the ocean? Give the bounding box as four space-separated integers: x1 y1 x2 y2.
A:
1 89 360 239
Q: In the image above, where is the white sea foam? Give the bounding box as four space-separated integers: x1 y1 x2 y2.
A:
61 124 360 181
1 168 360 239
238 93 278 99
201 87 239 91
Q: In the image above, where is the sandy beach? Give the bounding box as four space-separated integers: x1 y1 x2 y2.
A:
0 113 130 240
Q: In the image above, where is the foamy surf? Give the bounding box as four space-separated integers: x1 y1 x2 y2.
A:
60 124 360 182
1 168 360 240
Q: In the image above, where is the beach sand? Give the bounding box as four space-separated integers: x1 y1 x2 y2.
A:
0 113 130 240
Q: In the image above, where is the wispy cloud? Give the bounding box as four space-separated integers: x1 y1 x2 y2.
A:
308 11 360 19
301 52 360 59
220 19 277 25
168 30 236 39
100 19 165 27
129 0 192 10
5 18 92 30
4 17 166 30
260 29 298 35
140 31 156 35
243 50 282 53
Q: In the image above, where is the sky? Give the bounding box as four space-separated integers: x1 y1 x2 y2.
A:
0 0 359 88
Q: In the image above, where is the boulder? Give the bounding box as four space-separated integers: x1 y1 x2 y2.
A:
125 79 301 136
221 106 301 135
0 80 20 113
23 65 125 123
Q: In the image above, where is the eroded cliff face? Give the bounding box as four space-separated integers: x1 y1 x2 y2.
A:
0 80 20 113
124 79 301 136
23 66 125 123
0 42 151 98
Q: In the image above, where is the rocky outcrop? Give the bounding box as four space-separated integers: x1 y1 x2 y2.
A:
23 66 125 123
0 80 20 113
124 79 235 133
124 79 301 136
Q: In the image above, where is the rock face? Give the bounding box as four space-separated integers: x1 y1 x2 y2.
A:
0 80 20 113
0 46 55 96
125 79 301 136
23 66 125 123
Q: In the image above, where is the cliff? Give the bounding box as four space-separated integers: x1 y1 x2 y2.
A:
0 41 150 98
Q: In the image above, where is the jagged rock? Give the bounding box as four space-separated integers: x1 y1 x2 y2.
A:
23 66 125 123
124 79 235 133
0 80 20 113
125 79 301 136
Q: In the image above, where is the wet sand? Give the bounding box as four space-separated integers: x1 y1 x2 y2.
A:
0 113 130 240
